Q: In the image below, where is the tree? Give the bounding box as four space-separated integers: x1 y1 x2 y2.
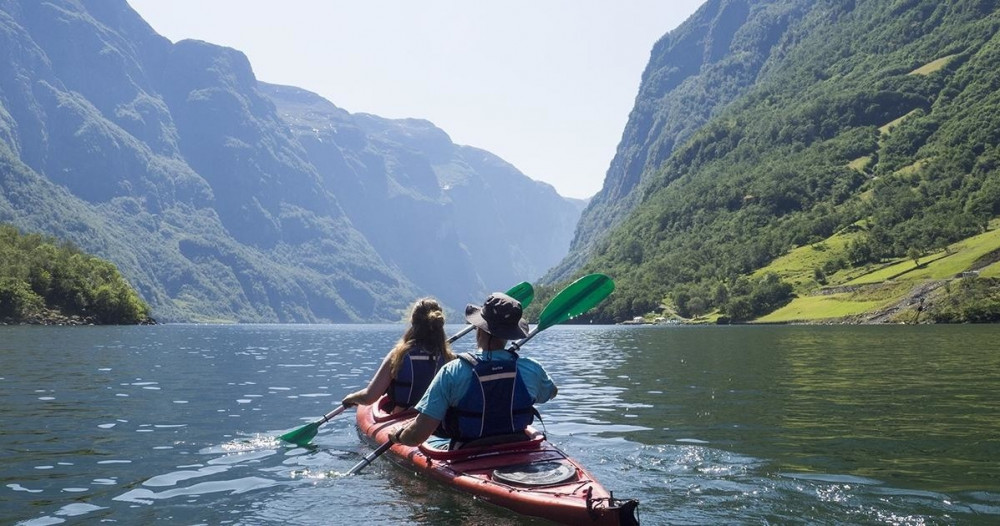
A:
0 278 43 319
0 224 152 324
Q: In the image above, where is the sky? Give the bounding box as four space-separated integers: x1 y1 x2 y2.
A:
126 1 705 199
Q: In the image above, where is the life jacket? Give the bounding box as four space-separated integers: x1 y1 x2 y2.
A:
443 351 535 441
388 346 445 409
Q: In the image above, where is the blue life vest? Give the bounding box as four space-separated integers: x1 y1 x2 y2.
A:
388 346 445 409
444 351 535 441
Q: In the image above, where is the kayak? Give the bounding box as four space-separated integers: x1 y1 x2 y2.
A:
355 394 640 526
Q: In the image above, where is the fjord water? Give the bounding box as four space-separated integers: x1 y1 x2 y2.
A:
2 324 998 525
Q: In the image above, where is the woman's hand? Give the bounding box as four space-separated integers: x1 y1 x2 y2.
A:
341 391 364 407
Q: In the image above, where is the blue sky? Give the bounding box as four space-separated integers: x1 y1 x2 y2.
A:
127 1 704 199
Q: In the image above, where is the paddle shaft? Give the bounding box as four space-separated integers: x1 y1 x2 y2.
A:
447 324 474 344
348 440 393 475
508 326 542 353
319 404 347 424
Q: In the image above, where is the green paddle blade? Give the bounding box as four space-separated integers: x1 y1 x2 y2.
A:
279 404 347 446
506 281 534 309
279 422 320 446
536 274 614 331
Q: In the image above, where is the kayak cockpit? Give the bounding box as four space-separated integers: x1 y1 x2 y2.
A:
371 395 417 423
417 426 546 460
358 394 642 525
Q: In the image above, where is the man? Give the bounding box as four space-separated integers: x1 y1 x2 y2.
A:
389 292 557 448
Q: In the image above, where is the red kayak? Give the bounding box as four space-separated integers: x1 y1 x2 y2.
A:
355 395 640 526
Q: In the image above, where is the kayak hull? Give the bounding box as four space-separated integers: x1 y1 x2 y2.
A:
355 396 639 526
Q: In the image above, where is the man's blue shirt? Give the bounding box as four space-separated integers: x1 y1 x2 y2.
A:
414 350 556 421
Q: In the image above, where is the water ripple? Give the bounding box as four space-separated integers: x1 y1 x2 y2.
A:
3 324 998 525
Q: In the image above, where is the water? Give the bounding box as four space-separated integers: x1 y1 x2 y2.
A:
1 324 998 525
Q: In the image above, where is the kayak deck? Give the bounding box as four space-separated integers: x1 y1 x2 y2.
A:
355 395 639 526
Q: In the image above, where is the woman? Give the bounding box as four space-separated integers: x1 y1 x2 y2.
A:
342 298 455 413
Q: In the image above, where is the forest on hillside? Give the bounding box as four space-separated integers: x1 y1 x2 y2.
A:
567 0 1000 323
0 224 152 324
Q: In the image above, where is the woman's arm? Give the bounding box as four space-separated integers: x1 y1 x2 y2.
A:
342 354 394 406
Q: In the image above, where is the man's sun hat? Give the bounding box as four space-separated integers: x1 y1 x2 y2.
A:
465 292 530 340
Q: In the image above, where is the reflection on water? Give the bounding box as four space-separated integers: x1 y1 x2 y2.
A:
1 324 998 525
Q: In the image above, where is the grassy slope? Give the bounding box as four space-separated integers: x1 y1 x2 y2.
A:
756 222 1000 322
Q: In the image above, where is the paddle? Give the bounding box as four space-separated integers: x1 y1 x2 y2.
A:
347 440 394 475
278 404 348 446
278 281 535 447
347 273 614 475
509 273 614 352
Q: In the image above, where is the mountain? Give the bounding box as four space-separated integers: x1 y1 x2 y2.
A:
551 0 1000 322
547 0 812 282
262 84 585 308
0 0 583 322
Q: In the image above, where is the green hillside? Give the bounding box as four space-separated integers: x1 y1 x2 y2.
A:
565 0 1000 324
0 224 152 324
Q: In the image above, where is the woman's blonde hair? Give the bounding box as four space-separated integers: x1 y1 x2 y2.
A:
388 298 455 376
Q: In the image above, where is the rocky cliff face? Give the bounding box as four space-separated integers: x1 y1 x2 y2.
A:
0 0 582 321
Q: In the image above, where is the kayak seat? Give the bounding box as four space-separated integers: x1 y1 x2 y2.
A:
455 432 533 449
418 427 545 460
372 394 418 423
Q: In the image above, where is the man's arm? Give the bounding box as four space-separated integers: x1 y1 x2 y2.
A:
391 412 440 446
521 357 558 403
393 355 473 445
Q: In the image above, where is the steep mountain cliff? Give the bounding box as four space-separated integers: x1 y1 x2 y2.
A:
548 0 814 281
0 0 582 321
554 0 1000 322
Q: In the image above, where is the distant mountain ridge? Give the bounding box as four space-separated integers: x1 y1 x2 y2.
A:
0 0 583 322
264 83 585 308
